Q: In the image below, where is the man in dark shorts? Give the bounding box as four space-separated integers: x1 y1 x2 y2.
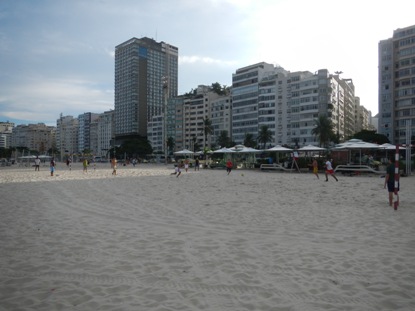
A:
384 157 399 206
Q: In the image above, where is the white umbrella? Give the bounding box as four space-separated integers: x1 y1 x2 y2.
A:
230 145 262 153
298 144 326 151
266 145 292 163
174 149 194 155
380 143 406 150
333 139 380 150
332 139 380 165
212 147 235 153
266 145 293 152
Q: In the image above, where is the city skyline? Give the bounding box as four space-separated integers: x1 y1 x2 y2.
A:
1 0 415 126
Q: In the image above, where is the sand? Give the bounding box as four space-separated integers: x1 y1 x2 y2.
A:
1 163 415 310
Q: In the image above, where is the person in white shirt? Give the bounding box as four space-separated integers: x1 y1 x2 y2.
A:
324 158 338 182
34 156 41 171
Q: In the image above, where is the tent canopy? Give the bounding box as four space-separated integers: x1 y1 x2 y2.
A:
298 145 326 151
266 145 293 152
174 149 194 155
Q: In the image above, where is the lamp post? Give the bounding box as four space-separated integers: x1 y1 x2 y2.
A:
162 76 169 165
334 71 343 141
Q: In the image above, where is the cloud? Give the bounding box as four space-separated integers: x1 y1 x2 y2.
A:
0 76 113 125
179 55 237 67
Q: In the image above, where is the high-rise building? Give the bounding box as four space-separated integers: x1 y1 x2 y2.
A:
378 24 415 144
114 37 178 143
78 112 99 153
57 115 79 159
231 62 276 144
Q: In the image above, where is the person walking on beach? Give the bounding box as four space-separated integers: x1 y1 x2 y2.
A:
324 158 338 182
384 157 399 207
176 160 184 178
50 157 55 176
184 158 189 172
111 157 117 175
226 159 233 175
83 158 88 173
194 158 200 171
312 158 319 179
34 156 41 171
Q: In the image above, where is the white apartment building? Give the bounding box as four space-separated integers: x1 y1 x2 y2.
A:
232 62 276 144
0 122 14 148
11 123 56 153
57 115 79 159
378 24 415 144
210 95 232 147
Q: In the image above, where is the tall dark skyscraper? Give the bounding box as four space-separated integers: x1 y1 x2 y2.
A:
114 37 178 142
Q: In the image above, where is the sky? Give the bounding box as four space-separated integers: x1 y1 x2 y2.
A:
1 0 414 127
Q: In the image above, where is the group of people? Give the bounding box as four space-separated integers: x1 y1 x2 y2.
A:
34 153 401 206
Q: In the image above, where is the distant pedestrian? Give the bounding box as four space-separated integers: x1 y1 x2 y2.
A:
184 159 189 172
111 157 117 175
226 159 233 175
194 158 200 171
312 158 319 179
50 157 56 176
34 156 41 171
176 161 184 178
83 159 88 173
384 157 399 207
324 158 338 182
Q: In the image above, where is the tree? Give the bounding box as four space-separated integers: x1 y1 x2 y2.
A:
211 82 230 95
167 136 175 155
257 125 273 149
119 137 153 158
202 117 214 148
311 115 335 147
352 130 389 144
217 130 232 148
244 133 256 148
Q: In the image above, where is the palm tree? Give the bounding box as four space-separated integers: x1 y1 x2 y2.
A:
202 117 213 148
311 115 334 147
257 125 273 149
217 130 231 148
243 133 256 148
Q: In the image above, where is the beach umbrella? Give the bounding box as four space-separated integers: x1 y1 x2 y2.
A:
174 149 194 155
266 145 293 152
212 147 235 153
298 145 326 151
332 139 380 164
380 143 406 150
266 145 292 163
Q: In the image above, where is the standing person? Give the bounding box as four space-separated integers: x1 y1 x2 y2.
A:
312 158 319 179
34 156 41 171
194 158 200 171
324 158 338 182
226 159 233 175
184 158 189 172
384 157 399 207
83 158 88 173
50 157 55 176
111 157 117 175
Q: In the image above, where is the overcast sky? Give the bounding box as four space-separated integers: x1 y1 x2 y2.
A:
1 0 414 126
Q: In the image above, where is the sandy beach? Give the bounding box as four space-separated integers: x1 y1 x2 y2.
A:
1 163 415 310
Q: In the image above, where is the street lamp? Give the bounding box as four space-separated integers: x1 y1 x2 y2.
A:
162 76 169 165
334 71 343 141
